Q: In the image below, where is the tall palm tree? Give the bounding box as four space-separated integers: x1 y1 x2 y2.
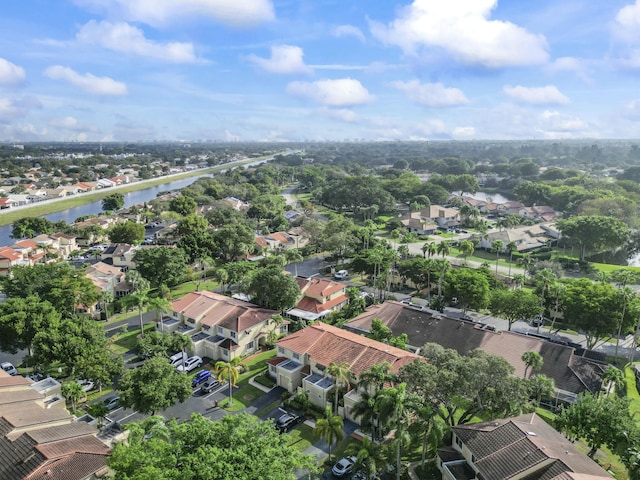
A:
285 249 303 277
327 361 353 414
458 240 474 263
314 406 344 463
212 267 229 294
354 437 387 479
506 241 517 277
122 290 151 337
611 269 639 358
436 241 450 258
350 390 380 442
376 383 418 480
512 274 525 290
491 240 504 276
173 333 193 365
127 416 171 445
147 296 171 333
535 268 556 333
422 242 437 259
358 361 395 394
215 358 241 406
434 258 450 298
410 403 443 468
547 282 566 338
518 253 534 281
521 351 543 378
424 258 437 299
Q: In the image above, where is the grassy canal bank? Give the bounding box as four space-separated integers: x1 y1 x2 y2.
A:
0 155 272 227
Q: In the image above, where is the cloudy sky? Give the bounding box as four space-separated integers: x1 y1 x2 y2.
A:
2 0 640 142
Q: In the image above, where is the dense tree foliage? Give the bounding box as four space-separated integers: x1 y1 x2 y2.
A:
557 215 630 260
102 193 125 211
108 413 318 480
109 220 146 245
0 296 61 354
490 289 543 331
118 356 192 415
133 247 189 288
11 217 65 239
2 263 100 317
169 194 198 216
443 268 490 312
244 266 300 312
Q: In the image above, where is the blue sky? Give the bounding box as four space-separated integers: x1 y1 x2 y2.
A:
2 0 640 142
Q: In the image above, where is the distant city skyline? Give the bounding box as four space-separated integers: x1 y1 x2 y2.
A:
2 1 640 142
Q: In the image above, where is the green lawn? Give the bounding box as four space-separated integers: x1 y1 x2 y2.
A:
625 364 640 418
220 383 264 411
237 349 276 382
287 424 316 452
590 262 640 274
109 328 141 355
168 280 220 300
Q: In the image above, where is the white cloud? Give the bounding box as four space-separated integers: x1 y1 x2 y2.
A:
73 0 275 28
0 58 26 86
391 79 469 107
319 107 358 122
415 119 448 136
0 96 41 122
614 1 640 42
503 85 569 105
44 65 128 95
540 110 587 133
369 0 548 68
286 78 374 107
76 21 198 63
246 45 313 74
333 25 366 43
547 57 592 82
452 126 476 139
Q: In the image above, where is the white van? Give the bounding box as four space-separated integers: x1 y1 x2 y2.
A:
169 352 187 367
334 270 349 280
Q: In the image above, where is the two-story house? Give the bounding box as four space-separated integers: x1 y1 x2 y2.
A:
162 291 285 362
438 413 612 480
287 276 350 323
11 238 48 266
272 322 420 419
400 205 460 234
100 243 139 269
49 233 79 258
85 261 127 298
0 246 29 275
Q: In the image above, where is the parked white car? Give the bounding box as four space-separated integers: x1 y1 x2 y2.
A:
1 362 17 376
334 269 349 280
176 356 203 373
76 379 95 392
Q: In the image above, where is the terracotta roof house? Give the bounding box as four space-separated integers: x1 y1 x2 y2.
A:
163 290 285 361
345 301 604 404
224 196 250 211
437 413 612 480
273 322 421 419
0 370 109 480
479 224 556 253
0 246 29 275
85 261 128 304
288 276 350 322
100 243 138 269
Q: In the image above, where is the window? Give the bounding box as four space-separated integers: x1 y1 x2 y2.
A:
278 346 285 355
247 341 254 350
293 353 300 360
217 326 223 334
455 436 462 449
230 331 236 339
279 325 287 334
471 455 476 464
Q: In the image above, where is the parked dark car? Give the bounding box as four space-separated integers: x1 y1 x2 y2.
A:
200 378 220 394
191 369 212 388
275 413 302 432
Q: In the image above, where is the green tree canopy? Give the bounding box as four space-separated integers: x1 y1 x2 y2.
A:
169 194 197 216
489 289 543 331
133 247 189 289
444 268 491 312
118 356 192 415
556 215 631 260
102 193 125 211
109 221 146 245
109 413 318 480
244 266 300 312
0 296 61 354
2 263 100 317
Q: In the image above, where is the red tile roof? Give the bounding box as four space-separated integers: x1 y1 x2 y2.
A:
0 246 23 261
276 322 421 378
296 276 347 297
295 293 349 314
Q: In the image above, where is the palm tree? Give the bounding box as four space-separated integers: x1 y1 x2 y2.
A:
62 381 84 413
535 268 556 333
350 390 380 442
173 333 193 364
127 416 171 445
611 269 639 358
314 406 344 463
547 282 566 337
422 242 437 259
521 351 543 378
601 366 625 396
99 290 113 321
358 361 395 394
512 273 525 290
527 374 555 407
506 241 517 277
376 383 417 480
147 296 171 333
215 358 241 406
518 253 534 281
424 258 437 299
458 240 474 263
212 267 229 294
411 404 443 468
435 258 450 299
491 240 504 276
459 204 473 226
285 249 304 277
327 361 353 414
354 437 387 479
122 290 151 337
436 241 450 258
